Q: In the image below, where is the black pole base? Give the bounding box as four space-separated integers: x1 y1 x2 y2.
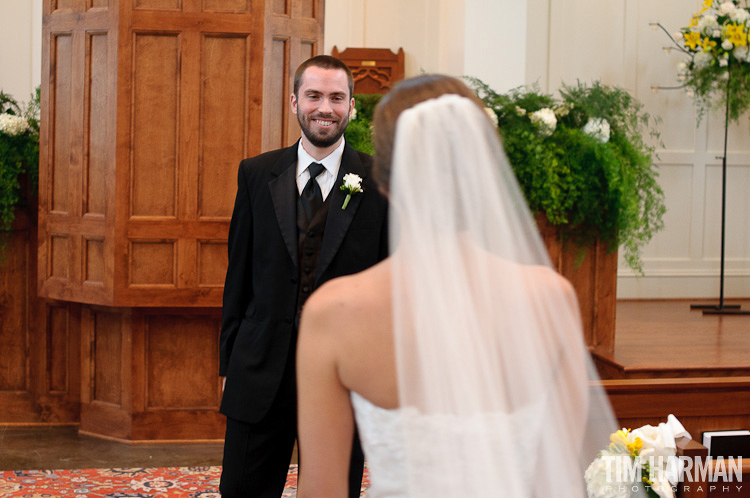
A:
690 303 741 310
703 308 750 315
690 303 750 315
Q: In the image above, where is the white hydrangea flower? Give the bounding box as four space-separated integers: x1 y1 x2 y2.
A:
712 28 722 37
730 8 750 23
698 14 719 34
722 40 734 50
514 105 526 116
735 45 750 61
693 51 713 68
719 1 736 15
583 117 611 143
529 108 557 137
0 113 29 136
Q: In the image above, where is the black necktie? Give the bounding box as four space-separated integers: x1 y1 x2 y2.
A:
301 162 325 222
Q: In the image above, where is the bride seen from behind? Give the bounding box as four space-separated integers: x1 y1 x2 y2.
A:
296 74 623 498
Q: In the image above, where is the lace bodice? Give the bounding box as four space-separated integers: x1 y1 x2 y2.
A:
351 391 547 498
351 392 408 498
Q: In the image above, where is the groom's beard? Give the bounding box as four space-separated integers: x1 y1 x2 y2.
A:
297 111 350 148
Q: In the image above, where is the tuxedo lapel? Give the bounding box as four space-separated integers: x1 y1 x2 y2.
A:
268 145 300 269
317 145 366 283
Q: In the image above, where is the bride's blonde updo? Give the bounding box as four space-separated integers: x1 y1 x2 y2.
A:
372 74 485 193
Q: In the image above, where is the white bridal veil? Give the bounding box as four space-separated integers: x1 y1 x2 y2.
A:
389 94 625 497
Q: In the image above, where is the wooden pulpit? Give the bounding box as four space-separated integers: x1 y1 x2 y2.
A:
332 46 404 94
14 0 325 441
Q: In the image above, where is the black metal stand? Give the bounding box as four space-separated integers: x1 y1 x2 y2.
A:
690 65 750 315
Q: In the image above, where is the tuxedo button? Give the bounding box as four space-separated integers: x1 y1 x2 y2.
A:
302 286 310 293
307 231 315 238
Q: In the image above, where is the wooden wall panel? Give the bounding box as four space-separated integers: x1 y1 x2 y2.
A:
145 314 220 409
129 241 175 285
54 0 76 11
92 311 123 406
272 0 288 15
0 230 30 391
84 238 105 283
198 241 228 286
89 0 109 8
50 235 69 279
300 39 314 60
131 34 179 218
47 306 70 393
199 35 248 218
85 33 109 217
52 34 72 214
263 37 289 151
298 0 314 19
203 0 250 12
135 0 181 10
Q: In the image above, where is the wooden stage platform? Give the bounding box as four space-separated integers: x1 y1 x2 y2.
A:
594 299 750 442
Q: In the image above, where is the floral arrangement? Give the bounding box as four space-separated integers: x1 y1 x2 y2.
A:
470 79 666 273
662 0 750 122
342 82 665 273
585 416 691 498
0 88 40 236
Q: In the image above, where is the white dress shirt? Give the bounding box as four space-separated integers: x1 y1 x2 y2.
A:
295 139 345 201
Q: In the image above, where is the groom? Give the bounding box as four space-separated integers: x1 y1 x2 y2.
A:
218 55 389 497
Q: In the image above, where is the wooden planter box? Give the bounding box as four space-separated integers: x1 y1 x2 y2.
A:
0 192 81 425
535 216 617 352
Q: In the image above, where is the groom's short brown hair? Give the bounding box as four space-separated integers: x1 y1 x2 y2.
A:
293 55 354 99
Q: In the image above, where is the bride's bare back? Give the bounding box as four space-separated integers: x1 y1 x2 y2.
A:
299 258 399 411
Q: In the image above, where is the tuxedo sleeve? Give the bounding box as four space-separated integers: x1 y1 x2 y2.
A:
378 203 390 261
219 161 254 376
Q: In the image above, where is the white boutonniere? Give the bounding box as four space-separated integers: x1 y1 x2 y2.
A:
340 173 364 210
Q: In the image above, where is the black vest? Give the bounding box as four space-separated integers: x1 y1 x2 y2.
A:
295 194 331 326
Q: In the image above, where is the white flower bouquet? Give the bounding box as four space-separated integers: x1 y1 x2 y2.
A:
584 415 691 498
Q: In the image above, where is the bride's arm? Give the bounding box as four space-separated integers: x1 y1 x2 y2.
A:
296 288 354 498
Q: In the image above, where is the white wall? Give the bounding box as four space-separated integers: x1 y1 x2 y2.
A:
324 0 527 92
0 0 42 103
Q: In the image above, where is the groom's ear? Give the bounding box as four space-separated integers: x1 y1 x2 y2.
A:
290 93 299 115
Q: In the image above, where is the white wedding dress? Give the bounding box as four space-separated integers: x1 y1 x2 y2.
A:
351 391 545 498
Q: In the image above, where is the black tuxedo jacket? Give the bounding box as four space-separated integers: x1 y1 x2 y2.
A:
219 141 389 423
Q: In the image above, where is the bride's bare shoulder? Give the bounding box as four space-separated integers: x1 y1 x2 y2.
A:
300 260 391 336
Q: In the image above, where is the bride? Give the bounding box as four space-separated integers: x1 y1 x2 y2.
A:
295 75 620 498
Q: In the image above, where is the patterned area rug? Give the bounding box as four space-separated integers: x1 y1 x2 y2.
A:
0 465 369 497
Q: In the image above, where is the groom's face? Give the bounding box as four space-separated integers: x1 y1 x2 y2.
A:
291 66 353 150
